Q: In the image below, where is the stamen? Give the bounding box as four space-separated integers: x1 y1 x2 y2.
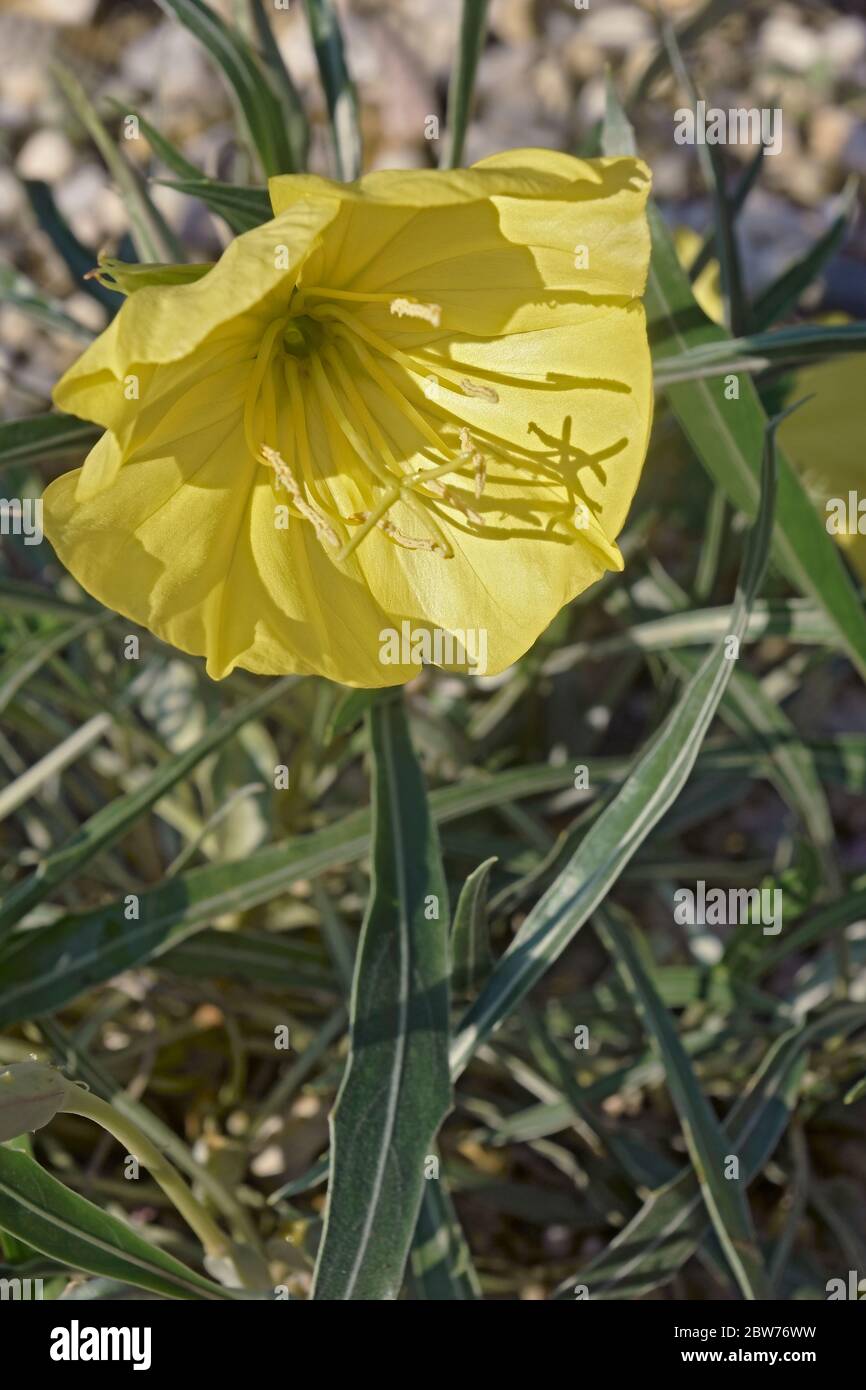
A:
423 476 483 526
389 298 442 329
457 427 488 505
348 511 450 556
460 377 499 403
259 445 339 549
243 317 285 461
321 346 456 559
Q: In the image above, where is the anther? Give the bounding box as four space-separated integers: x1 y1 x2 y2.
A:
460 378 499 403
348 511 451 557
260 445 339 548
389 298 442 329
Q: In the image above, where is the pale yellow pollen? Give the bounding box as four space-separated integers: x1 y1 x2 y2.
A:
455 426 487 506
348 510 450 557
260 445 339 549
460 377 499 403
389 297 442 329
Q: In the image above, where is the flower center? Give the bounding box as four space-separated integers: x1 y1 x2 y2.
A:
247 287 619 570
282 314 323 358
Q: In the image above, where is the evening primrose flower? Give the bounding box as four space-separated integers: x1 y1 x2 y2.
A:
43 150 652 686
674 231 866 585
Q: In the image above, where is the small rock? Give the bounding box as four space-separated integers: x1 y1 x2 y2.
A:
579 4 653 54
16 129 75 182
759 15 823 74
824 17 866 76
810 107 856 164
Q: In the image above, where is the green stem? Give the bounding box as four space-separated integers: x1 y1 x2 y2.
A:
63 1088 231 1263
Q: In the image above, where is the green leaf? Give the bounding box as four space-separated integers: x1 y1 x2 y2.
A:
653 322 866 386
751 178 859 331
451 857 496 1000
662 23 748 334
9 729 851 1027
409 1167 480 1299
631 0 739 103
594 905 771 1299
162 928 335 991
53 65 183 264
603 80 866 686
689 144 765 284
440 0 490 169
0 413 100 468
303 0 361 181
557 1005 866 1298
22 180 117 313
156 0 300 177
0 1146 234 1300
155 178 271 233
105 101 205 181
667 649 839 889
449 404 780 1079
0 265 95 343
0 676 297 942
542 598 833 675
248 0 309 172
0 614 112 721
312 695 451 1300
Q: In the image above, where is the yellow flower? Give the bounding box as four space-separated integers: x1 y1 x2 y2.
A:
43 150 652 686
775 345 866 585
674 231 865 586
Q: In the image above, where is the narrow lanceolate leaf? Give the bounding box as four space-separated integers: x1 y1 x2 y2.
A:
602 80 866 685
449 408 779 1079
249 0 309 172
156 178 272 234
689 144 765 284
0 1147 234 1301
667 649 840 890
0 614 112 721
0 764 581 1026
312 696 451 1300
303 0 361 181
451 857 496 1000
0 265 95 343
594 906 771 1300
156 0 299 177
53 66 183 264
557 1005 866 1299
0 414 100 467
23 180 117 313
663 26 748 334
653 323 866 385
0 676 296 942
631 0 738 102
409 1167 480 1300
105 101 203 181
751 178 858 332
440 0 490 169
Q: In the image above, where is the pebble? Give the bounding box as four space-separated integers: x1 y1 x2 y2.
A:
15 129 75 182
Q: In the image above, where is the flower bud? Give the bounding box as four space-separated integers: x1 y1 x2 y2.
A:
0 1062 72 1143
